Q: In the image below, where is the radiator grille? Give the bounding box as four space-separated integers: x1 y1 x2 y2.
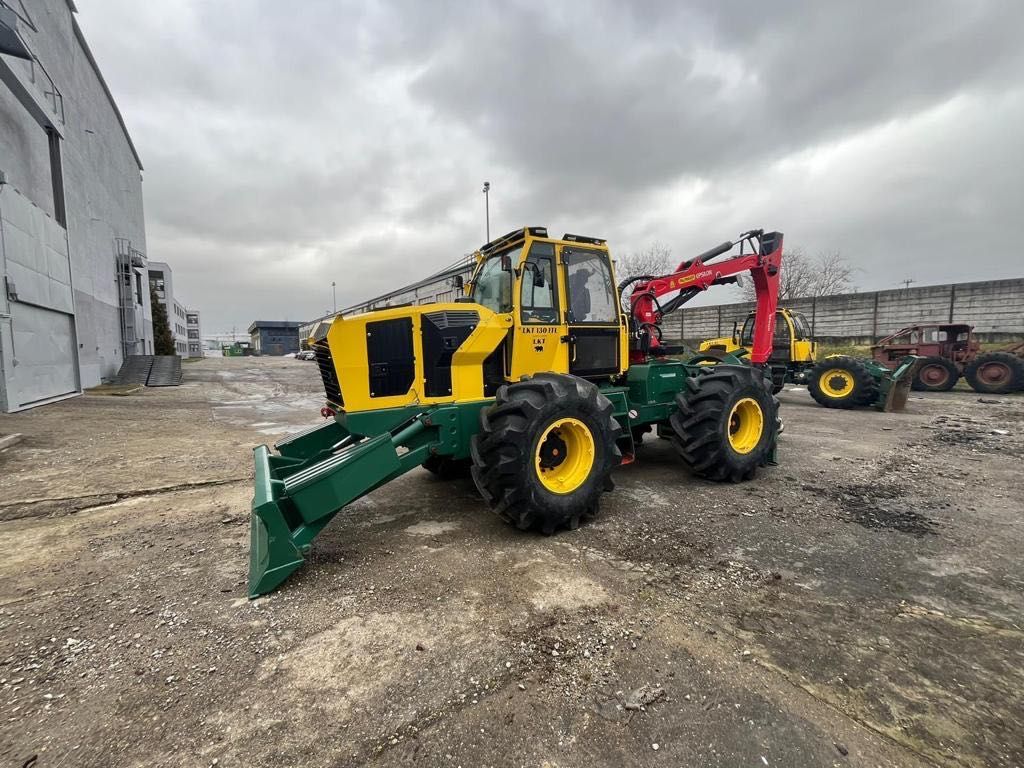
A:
423 310 479 329
313 340 343 407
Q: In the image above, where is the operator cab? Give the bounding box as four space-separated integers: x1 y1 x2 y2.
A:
465 227 627 382
739 309 813 357
872 323 976 365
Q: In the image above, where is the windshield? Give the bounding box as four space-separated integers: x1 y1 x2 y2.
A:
470 245 519 314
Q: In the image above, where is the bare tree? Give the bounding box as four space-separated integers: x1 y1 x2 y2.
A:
615 242 674 281
737 247 856 301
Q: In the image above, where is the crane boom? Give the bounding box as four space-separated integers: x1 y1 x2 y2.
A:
626 230 783 365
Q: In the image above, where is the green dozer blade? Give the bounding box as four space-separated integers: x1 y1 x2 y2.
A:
247 404 477 598
250 445 307 596
248 430 405 597
869 355 924 412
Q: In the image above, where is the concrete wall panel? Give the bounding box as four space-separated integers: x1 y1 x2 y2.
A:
674 278 1024 345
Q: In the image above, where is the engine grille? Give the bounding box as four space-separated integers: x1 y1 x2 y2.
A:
423 310 479 329
313 340 343 407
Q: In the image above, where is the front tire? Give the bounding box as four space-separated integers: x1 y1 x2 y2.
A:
670 365 778 483
808 356 879 409
912 356 959 392
470 373 622 534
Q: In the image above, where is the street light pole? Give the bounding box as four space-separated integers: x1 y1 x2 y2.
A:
482 181 490 242
332 281 337 314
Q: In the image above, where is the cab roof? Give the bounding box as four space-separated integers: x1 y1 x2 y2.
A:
479 227 606 256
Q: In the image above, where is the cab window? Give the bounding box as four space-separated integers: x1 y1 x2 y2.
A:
520 242 558 323
791 312 812 339
773 313 791 346
740 316 755 346
564 248 617 323
471 245 520 314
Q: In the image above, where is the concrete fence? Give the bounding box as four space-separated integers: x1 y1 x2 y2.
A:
666 277 1024 345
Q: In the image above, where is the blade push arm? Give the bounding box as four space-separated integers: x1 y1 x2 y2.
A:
627 230 784 364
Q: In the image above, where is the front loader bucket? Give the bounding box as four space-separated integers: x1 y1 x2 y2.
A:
874 355 924 412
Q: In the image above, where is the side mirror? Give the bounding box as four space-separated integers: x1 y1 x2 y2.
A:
452 275 463 290
523 261 545 288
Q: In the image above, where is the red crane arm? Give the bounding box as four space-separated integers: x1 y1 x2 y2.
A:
627 230 784 365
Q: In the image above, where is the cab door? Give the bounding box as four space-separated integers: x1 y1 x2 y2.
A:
769 310 794 364
509 240 568 379
561 246 623 378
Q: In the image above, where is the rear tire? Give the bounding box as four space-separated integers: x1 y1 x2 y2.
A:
470 373 622 534
964 352 1024 394
669 365 778 483
808 356 879 409
912 356 959 392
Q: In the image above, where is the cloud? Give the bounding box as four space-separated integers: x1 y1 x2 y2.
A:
75 0 1024 333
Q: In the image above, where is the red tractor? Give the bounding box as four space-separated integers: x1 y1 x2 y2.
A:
872 324 1024 394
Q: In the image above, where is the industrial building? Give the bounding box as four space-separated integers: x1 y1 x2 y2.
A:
186 310 202 358
249 321 302 356
148 260 201 358
0 0 150 411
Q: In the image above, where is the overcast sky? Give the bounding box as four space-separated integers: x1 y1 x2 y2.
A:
78 1 1024 335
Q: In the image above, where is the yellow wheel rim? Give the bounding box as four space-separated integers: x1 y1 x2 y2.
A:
819 368 854 397
727 397 764 454
535 417 595 494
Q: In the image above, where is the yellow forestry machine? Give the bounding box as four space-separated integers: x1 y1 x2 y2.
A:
249 228 787 596
699 308 921 410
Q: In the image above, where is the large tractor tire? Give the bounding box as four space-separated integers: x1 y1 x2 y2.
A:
964 352 1024 394
912 356 959 392
669 365 778 483
807 356 879 409
422 455 473 480
470 373 622 534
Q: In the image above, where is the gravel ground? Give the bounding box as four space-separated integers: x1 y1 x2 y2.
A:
0 356 1021 768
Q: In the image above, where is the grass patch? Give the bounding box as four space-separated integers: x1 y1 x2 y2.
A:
817 343 872 359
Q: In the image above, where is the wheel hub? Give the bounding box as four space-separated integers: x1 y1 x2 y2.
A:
538 432 568 469
819 368 854 397
727 397 764 455
978 362 1009 385
921 364 949 386
534 418 596 494
828 374 847 391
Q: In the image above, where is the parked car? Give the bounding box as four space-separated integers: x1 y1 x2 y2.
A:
296 350 316 361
